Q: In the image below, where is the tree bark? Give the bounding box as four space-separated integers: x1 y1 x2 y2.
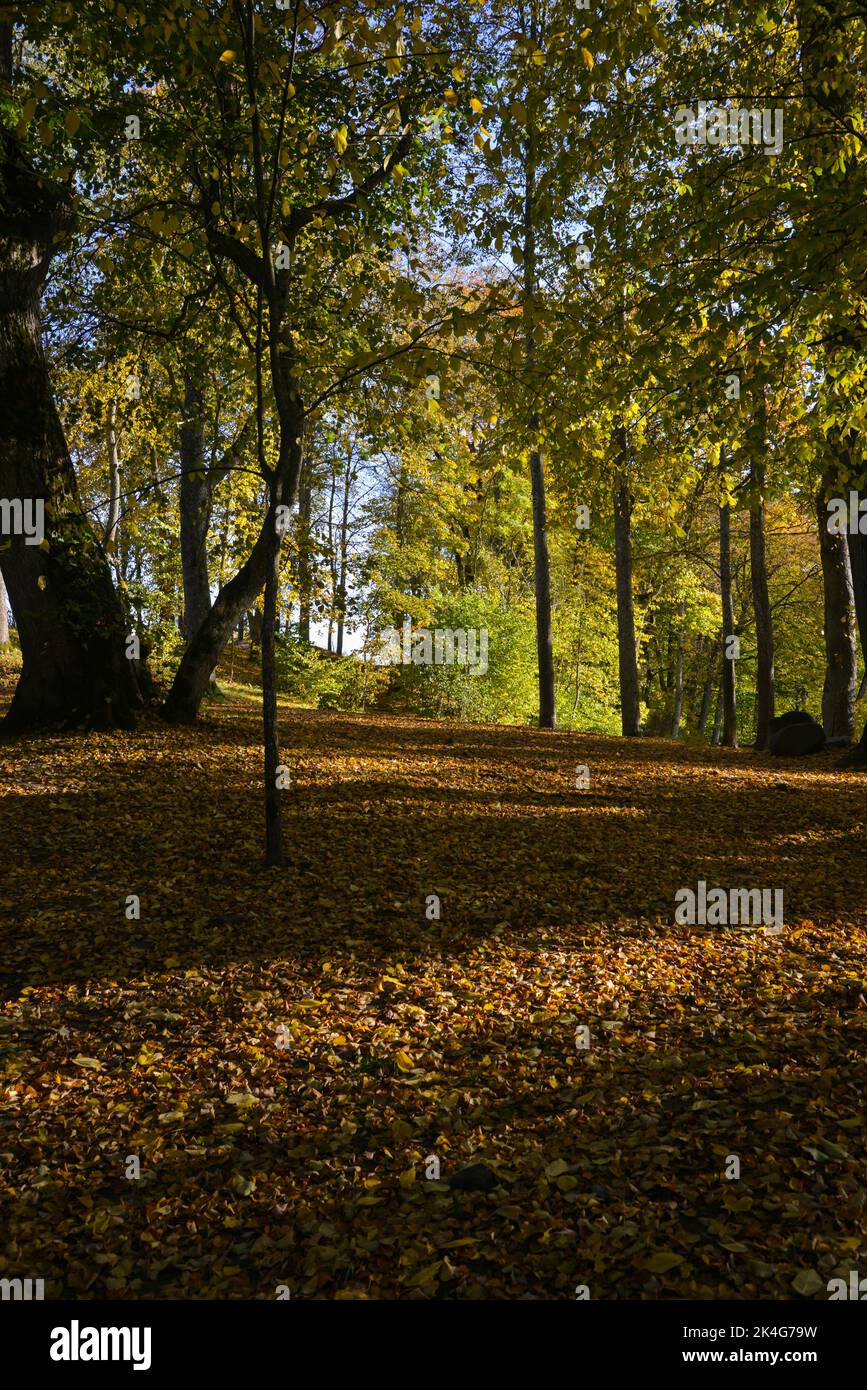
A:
0 30 140 731
816 476 857 738
851 518 867 760
670 602 684 738
179 376 212 641
523 47 555 730
749 454 775 748
336 457 352 657
719 479 738 749
105 398 121 552
297 463 312 643
711 684 724 745
697 636 720 736
530 447 556 727
613 462 641 736
262 502 284 866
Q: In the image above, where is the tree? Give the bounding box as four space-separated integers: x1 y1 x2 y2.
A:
0 20 141 731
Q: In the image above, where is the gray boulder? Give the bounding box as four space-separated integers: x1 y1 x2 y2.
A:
770 718 825 756
768 710 818 739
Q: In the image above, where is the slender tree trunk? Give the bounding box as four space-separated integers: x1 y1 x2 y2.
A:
530 449 556 727
670 601 684 738
719 471 738 748
697 637 720 735
0 568 9 646
613 462 641 736
105 398 121 551
179 376 212 641
749 454 775 748
816 477 857 738
523 53 555 730
262 504 283 867
297 465 312 643
326 465 337 653
0 28 140 730
336 458 351 657
711 684 724 745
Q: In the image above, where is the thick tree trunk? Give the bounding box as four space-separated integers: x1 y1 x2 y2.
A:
749 456 775 748
840 476 867 759
816 478 857 738
179 376 212 641
719 487 738 749
848 507 867 662
613 466 641 736
0 62 140 731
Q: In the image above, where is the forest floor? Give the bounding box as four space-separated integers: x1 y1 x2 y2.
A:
1 647 866 1300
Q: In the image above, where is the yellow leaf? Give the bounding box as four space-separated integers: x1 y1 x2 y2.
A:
219 49 236 63
545 1158 569 1178
332 124 348 155
64 110 81 137
406 1260 442 1286
73 1055 103 1070
469 97 483 114
580 47 594 70
395 1049 415 1072
644 1251 684 1273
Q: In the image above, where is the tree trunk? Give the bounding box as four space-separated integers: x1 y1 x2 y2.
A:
816 477 857 738
749 455 775 748
297 464 312 643
719 475 738 749
336 458 352 657
848 504 867 662
0 35 140 731
262 503 284 866
848 507 867 757
697 636 719 736
523 65 555 730
670 602 684 738
105 397 121 551
711 684 724 745
179 376 212 642
530 448 556 727
613 465 641 736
